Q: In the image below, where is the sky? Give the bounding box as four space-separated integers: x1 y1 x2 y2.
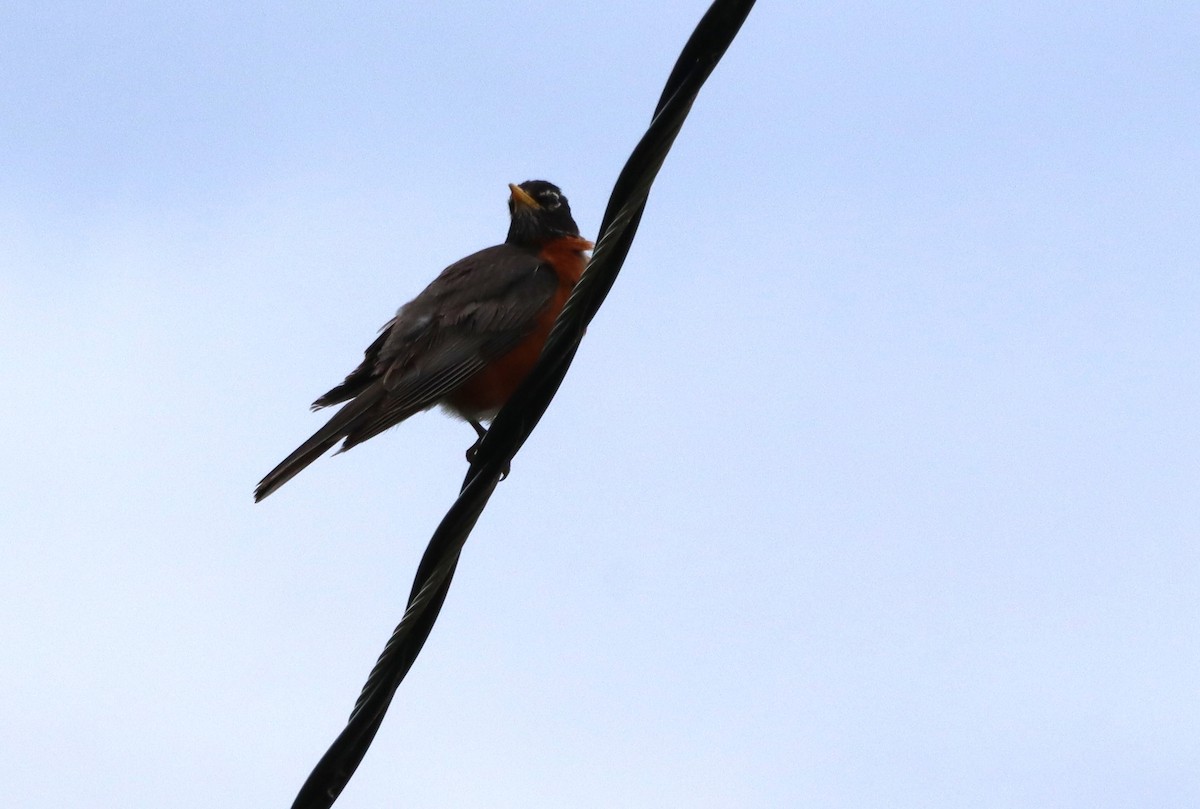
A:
2 2 1198 807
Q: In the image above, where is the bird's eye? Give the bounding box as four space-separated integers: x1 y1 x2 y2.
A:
541 191 561 210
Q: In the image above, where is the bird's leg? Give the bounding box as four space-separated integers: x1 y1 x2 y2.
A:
464 419 509 480
465 420 487 463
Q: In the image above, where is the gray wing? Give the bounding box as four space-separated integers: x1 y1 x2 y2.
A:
254 243 555 501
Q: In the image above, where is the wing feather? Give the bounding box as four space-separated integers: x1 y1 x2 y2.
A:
255 243 558 499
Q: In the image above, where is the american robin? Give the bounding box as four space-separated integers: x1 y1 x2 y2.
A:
254 180 592 502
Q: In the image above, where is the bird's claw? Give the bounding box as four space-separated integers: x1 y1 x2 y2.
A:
465 439 509 480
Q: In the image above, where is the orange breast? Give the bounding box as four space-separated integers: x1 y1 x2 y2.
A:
446 237 593 417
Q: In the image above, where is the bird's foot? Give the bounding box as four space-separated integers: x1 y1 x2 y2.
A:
465 422 509 479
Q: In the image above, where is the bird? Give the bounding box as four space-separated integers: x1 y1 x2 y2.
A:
254 180 592 502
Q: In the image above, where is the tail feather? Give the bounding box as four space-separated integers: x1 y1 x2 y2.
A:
254 387 386 502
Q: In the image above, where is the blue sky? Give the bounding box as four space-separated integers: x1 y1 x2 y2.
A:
3 2 1198 807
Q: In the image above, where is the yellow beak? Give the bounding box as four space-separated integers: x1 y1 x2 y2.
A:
508 183 540 209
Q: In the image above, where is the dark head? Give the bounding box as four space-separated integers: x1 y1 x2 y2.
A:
505 180 581 247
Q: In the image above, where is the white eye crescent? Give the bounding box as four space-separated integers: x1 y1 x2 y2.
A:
542 191 562 210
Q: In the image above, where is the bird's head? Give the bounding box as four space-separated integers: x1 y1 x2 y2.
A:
505 180 581 247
